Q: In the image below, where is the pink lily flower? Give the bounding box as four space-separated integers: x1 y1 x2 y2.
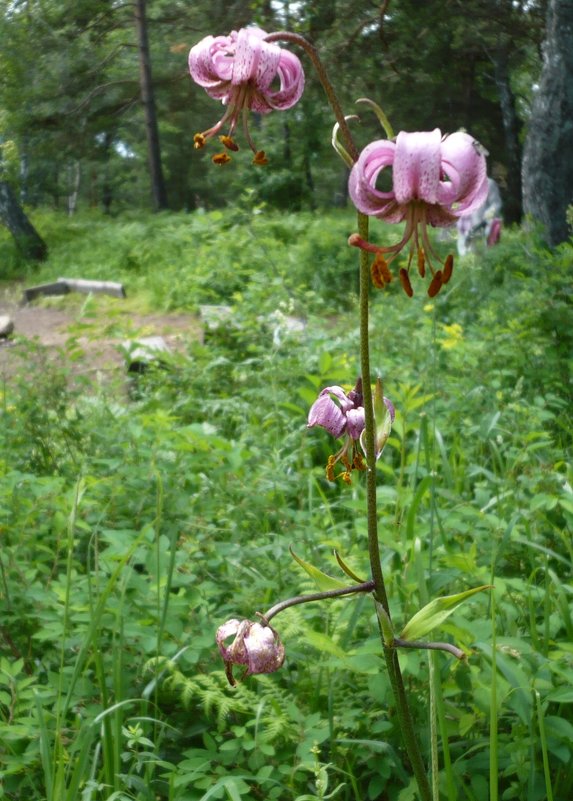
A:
189 27 304 165
348 128 488 296
308 379 395 483
216 618 285 686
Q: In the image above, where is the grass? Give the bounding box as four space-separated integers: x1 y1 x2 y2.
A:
0 206 572 801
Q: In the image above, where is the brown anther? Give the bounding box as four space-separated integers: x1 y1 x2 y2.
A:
353 453 367 471
399 268 414 298
371 259 385 289
341 471 352 485
443 254 454 284
212 152 232 165
417 248 426 278
219 135 239 152
326 455 336 482
427 270 443 298
377 256 392 283
193 133 206 149
253 150 268 166
341 454 352 471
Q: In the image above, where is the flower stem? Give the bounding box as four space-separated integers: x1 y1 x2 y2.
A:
359 217 431 801
266 31 431 801
260 581 375 624
264 32 359 162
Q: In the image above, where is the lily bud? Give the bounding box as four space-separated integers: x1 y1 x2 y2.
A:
216 619 285 686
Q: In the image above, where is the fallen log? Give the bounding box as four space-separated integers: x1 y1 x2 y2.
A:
21 278 126 305
21 281 70 304
57 278 126 298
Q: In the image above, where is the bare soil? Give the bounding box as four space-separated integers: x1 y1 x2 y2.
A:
0 284 202 385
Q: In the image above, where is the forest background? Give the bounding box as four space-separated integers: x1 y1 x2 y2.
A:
0 0 562 230
1 2 573 801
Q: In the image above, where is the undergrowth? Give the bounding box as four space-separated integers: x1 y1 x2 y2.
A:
0 208 572 801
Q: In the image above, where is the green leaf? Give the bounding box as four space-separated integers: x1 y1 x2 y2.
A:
375 602 394 646
289 546 347 590
400 585 492 641
333 549 366 583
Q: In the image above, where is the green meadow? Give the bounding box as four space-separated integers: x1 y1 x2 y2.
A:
0 207 572 801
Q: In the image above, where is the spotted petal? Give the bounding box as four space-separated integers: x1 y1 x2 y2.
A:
440 131 489 215
393 129 442 206
346 407 365 441
232 28 281 88
308 390 347 438
189 34 235 88
348 139 400 220
265 49 305 110
243 623 285 675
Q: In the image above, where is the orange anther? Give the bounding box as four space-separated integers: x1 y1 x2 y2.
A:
427 270 443 298
443 254 454 284
219 135 239 152
399 268 414 298
212 152 232 165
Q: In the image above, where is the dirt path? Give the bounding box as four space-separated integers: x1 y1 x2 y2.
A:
0 285 202 384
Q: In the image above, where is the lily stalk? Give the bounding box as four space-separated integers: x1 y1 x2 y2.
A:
266 31 432 801
358 211 432 801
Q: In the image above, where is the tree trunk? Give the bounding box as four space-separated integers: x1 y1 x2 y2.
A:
68 160 81 216
493 43 523 224
134 0 168 212
0 181 47 261
522 0 573 246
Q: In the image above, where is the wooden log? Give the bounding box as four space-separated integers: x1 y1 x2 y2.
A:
21 281 70 304
21 278 126 305
57 278 126 298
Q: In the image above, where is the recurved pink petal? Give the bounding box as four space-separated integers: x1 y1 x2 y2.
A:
216 619 250 664
346 407 365 440
265 50 305 110
348 139 398 218
232 28 281 93
189 34 233 88
307 391 347 439
439 131 488 215
393 129 442 205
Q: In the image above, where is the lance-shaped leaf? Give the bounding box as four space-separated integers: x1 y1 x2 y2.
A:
375 602 395 646
290 546 347 590
373 378 395 458
400 585 493 641
333 549 366 583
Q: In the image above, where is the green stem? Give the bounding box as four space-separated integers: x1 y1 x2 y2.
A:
266 31 431 801
360 210 430 801
264 32 359 162
261 581 375 623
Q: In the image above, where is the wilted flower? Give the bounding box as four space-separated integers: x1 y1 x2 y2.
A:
189 27 304 165
308 379 394 483
216 618 285 686
348 128 488 296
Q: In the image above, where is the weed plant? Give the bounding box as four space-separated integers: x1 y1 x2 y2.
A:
0 209 572 801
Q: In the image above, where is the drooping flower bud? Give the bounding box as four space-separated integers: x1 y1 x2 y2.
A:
216 619 285 686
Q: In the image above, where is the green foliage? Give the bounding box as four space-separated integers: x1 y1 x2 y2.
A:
1 209 572 800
